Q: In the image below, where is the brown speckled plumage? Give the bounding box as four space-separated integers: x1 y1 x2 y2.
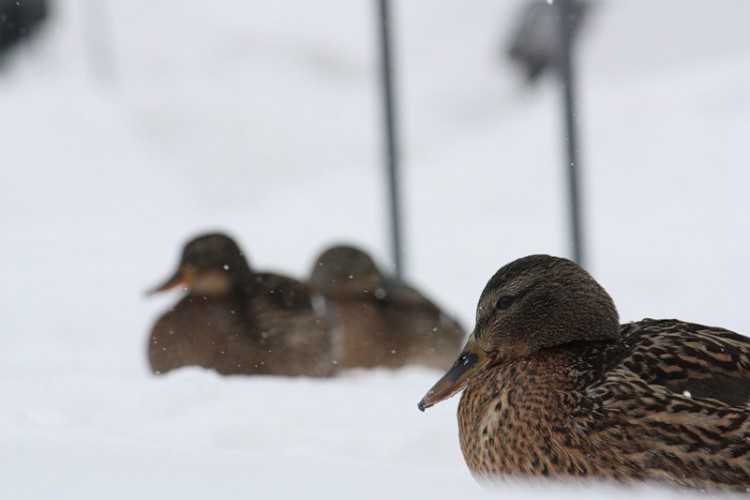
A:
309 245 465 369
419 254 750 492
147 233 336 377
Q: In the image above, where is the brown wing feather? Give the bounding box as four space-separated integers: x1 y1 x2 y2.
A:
244 272 335 377
589 364 750 490
619 319 750 406
578 320 750 490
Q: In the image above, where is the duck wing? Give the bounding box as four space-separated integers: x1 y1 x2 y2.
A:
377 277 426 305
578 320 750 490
619 319 750 406
249 272 316 311
244 272 336 377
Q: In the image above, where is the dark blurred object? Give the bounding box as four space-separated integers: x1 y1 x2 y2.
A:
308 244 466 370
506 0 589 266
376 0 404 280
506 0 588 82
0 0 49 57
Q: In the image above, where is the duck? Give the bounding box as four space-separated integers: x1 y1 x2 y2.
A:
418 254 750 492
308 244 465 370
146 232 337 377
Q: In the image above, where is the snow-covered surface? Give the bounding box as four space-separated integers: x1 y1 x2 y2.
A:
1 0 749 498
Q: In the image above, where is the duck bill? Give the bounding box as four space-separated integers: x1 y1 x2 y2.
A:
418 333 496 412
146 267 193 296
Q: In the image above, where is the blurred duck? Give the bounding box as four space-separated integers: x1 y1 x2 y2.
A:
308 244 465 370
419 254 750 492
147 233 336 377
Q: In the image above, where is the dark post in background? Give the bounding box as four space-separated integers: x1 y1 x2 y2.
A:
507 0 588 267
376 0 404 279
558 0 585 267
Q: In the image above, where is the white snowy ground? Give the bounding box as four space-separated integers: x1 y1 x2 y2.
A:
1 0 749 498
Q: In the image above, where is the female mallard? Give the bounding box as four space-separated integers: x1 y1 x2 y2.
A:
309 244 465 369
147 232 336 377
418 254 750 491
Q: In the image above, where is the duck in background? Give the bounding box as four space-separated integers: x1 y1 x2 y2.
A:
419 254 750 492
308 244 465 370
146 232 337 377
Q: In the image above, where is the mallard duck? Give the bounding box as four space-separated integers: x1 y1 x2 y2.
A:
418 254 750 491
308 244 465 369
147 232 336 377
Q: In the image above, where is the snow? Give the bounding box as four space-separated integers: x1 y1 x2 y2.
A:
1 0 749 498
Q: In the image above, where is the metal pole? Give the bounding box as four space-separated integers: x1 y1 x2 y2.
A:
376 0 404 279
558 0 584 266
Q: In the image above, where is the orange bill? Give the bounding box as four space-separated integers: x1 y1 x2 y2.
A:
146 267 194 296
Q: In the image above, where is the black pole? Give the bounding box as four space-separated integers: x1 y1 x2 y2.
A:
376 0 404 279
557 0 584 267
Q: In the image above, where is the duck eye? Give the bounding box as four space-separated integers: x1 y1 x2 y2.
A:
495 295 515 310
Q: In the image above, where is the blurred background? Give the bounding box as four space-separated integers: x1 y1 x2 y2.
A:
2 0 748 365
1 0 749 497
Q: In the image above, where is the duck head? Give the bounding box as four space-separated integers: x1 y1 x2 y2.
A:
418 254 619 411
309 244 384 297
147 232 252 298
